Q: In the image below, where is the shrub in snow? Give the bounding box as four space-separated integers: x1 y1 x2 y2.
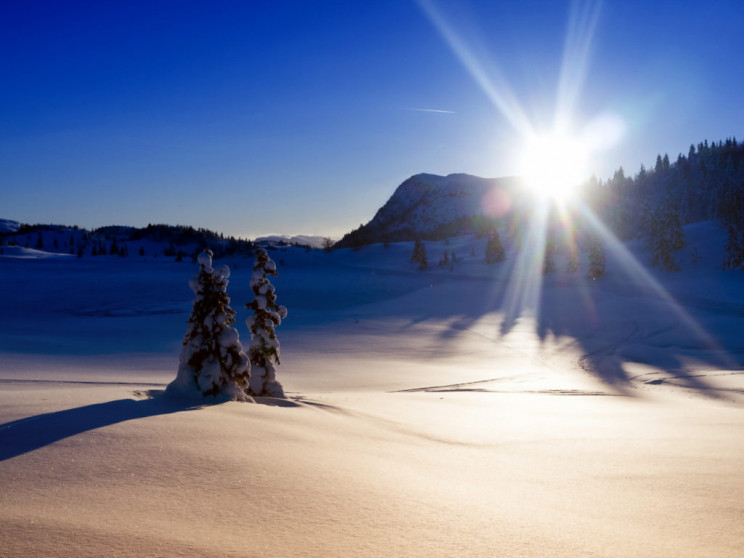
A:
246 248 287 398
167 249 251 401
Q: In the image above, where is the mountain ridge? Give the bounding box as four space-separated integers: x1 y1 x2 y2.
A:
336 173 526 248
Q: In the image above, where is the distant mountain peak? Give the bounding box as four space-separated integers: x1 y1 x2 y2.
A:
336 173 524 248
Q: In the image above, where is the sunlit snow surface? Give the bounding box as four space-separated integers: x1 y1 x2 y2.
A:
1 223 743 556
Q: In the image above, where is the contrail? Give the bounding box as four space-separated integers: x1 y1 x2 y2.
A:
406 108 457 114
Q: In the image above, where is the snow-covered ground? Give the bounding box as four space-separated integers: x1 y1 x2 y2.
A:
1 223 743 556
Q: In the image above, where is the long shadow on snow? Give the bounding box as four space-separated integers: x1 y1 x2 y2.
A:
0 392 200 462
397 270 739 398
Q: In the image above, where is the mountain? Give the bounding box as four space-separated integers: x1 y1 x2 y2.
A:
335 173 526 248
0 222 256 260
255 234 328 249
0 219 20 234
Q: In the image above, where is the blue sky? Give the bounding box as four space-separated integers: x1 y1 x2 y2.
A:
2 0 742 238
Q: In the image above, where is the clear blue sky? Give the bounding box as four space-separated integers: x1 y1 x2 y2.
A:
2 0 742 238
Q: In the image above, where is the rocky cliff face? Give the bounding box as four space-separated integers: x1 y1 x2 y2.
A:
336 173 524 248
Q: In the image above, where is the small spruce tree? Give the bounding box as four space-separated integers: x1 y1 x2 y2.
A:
167 250 251 400
587 238 605 280
542 241 556 275
649 207 683 271
411 238 428 270
722 225 743 270
438 250 450 267
246 248 287 398
485 229 505 263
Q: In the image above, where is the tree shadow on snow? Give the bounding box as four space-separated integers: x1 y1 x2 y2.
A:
0 390 201 462
395 270 742 399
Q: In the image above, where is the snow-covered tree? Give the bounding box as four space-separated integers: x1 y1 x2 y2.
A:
410 238 428 270
167 250 251 400
246 248 287 398
485 229 505 263
587 238 605 280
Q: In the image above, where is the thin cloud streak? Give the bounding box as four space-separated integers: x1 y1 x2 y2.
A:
416 0 533 136
406 108 457 114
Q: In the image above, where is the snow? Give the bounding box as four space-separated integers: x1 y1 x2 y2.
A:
1 222 743 556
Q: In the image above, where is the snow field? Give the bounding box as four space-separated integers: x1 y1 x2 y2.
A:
1 223 744 556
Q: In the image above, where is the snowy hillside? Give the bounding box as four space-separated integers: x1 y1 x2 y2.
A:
0 218 19 233
0 222 255 260
336 173 525 247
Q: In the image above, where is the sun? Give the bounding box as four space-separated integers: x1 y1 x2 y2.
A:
518 130 588 201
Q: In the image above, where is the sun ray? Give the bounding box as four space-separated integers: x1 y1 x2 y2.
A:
500 199 551 334
415 0 533 136
417 0 733 377
555 0 602 130
575 200 738 368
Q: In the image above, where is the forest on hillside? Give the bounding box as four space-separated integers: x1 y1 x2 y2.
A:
338 137 744 272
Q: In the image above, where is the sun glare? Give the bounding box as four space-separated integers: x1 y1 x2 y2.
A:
519 131 588 201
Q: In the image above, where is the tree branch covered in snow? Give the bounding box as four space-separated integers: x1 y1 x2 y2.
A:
246 248 287 397
167 250 251 401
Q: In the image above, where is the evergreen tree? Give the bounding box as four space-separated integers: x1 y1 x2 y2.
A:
246 248 287 398
587 238 605 280
648 207 684 271
542 240 556 275
167 250 251 400
35 232 43 249
722 225 743 270
410 238 428 270
566 245 579 273
438 250 450 267
485 229 505 263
